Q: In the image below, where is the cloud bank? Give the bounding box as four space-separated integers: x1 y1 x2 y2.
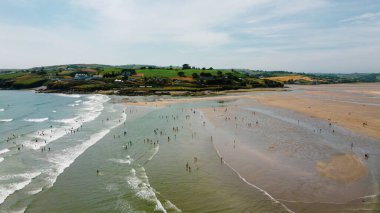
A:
0 0 379 73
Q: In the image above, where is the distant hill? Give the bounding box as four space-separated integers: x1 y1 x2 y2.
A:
0 64 378 94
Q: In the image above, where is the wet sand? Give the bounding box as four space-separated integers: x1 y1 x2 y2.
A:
200 100 378 212
124 83 380 212
316 154 367 183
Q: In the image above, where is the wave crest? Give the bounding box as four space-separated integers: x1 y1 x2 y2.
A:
24 118 49 123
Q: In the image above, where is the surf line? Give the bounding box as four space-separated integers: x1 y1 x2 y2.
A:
213 146 295 213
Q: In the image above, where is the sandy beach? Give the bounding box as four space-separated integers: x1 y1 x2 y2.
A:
123 83 380 212
125 84 380 141
255 83 380 140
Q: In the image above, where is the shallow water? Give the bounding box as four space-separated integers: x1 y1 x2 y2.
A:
0 91 287 212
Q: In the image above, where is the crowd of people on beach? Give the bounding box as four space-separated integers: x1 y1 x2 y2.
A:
2 100 371 180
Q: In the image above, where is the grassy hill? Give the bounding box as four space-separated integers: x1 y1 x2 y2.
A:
0 64 378 94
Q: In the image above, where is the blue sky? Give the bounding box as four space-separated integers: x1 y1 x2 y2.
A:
0 0 379 73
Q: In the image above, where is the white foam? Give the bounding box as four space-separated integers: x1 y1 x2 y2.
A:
148 145 159 161
0 119 13 122
0 95 125 206
0 172 41 204
0 108 4 112
109 158 133 165
0 157 3 163
130 168 136 176
75 100 82 103
27 188 43 195
45 108 126 187
0 148 10 155
24 118 48 123
54 94 81 98
52 116 81 124
127 167 167 213
24 126 69 150
24 95 110 150
52 110 57 113
163 200 182 213
45 129 111 187
0 172 41 181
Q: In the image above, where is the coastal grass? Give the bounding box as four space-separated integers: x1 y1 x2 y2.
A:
135 69 231 78
265 75 313 83
13 74 47 88
0 72 24 80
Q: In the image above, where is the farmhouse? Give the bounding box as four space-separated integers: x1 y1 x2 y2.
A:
74 73 88 80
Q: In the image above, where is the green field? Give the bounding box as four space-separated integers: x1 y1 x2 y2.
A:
97 68 238 78
136 69 232 78
101 67 122 75
0 72 24 80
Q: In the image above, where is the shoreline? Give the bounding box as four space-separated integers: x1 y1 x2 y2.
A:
120 83 380 141
1 83 379 212
210 139 295 213
122 83 380 212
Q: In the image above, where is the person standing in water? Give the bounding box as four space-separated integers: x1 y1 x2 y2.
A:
97 169 100 176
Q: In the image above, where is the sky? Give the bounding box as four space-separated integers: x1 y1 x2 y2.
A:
0 0 379 73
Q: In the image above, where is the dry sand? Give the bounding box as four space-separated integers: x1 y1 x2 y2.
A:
255 84 380 140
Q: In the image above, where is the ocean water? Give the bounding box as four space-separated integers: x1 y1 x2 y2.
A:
0 91 287 213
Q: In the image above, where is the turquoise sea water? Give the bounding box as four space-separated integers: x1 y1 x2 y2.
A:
0 91 130 212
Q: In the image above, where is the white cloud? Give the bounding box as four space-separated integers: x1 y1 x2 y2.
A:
0 0 379 72
341 12 380 23
69 0 271 45
247 0 328 23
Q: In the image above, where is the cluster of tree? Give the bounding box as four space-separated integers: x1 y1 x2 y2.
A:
177 71 185 77
143 77 172 86
0 79 14 88
103 72 120 78
182 64 213 70
140 66 159 70
305 73 380 84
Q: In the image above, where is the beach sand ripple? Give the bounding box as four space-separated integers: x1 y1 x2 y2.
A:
316 154 367 183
